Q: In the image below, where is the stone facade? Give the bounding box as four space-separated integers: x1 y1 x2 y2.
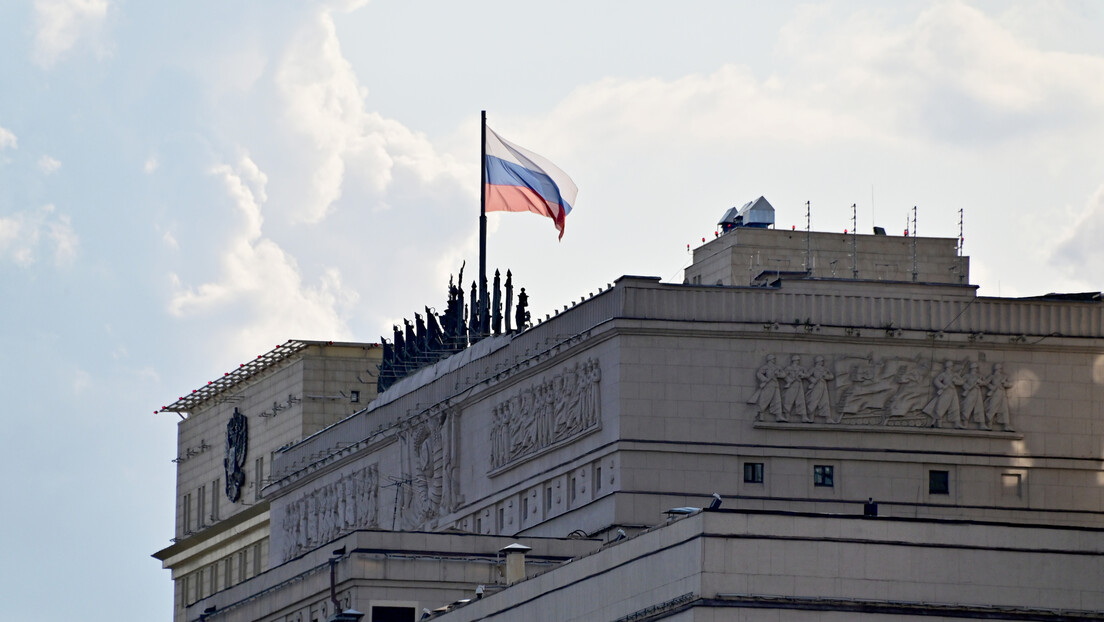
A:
164 228 1104 622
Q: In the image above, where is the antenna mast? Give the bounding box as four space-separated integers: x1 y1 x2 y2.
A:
911 206 918 282
850 203 858 278
957 207 965 283
805 200 811 273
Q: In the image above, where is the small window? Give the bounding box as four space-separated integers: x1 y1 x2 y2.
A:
350 390 360 403
183 493 192 534
929 470 949 495
570 477 577 503
521 496 528 519
813 465 834 487
197 485 206 528
545 486 552 512
475 516 482 533
371 606 416 622
744 462 764 483
254 456 264 502
596 466 602 491
497 507 504 531
211 479 220 521
253 542 262 576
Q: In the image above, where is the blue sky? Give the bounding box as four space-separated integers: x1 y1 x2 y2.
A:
1 1 1103 619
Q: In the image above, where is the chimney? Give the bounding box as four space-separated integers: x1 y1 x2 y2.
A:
500 543 532 585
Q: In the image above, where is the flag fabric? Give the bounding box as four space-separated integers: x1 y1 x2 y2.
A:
484 125 578 240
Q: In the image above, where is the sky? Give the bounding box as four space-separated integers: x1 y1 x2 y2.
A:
1 1 1103 619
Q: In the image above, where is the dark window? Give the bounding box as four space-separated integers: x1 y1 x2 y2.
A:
545 486 552 512
743 462 764 483
929 470 950 495
596 466 602 490
372 606 415 622
350 390 360 403
813 465 834 487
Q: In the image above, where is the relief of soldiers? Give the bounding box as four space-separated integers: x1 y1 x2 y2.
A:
959 361 986 427
923 360 965 428
804 355 835 422
748 354 786 422
781 354 810 422
984 363 1015 431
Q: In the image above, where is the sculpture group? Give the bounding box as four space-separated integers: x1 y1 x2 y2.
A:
489 358 602 472
279 464 379 562
749 354 1015 431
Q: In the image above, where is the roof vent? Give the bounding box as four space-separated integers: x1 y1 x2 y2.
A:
719 196 775 233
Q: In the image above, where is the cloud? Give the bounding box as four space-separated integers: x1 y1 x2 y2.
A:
1051 184 1104 286
143 156 158 174
273 6 468 223
38 155 61 174
33 0 110 68
0 204 79 267
0 126 16 149
168 156 359 356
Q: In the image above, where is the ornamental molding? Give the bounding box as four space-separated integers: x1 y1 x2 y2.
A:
748 353 1017 432
489 358 602 475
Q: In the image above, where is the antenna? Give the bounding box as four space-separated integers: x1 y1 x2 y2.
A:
850 203 858 278
957 207 964 257
956 207 966 283
805 200 811 273
911 206 918 282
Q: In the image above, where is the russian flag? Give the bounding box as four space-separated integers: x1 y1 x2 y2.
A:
484 125 578 240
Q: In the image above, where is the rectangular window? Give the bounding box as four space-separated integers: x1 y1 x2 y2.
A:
596 466 602 491
238 550 247 583
182 574 191 605
222 558 232 587
929 470 950 495
253 542 262 576
570 477 577 504
475 516 482 534
497 507 504 531
813 465 834 487
521 496 528 520
209 562 217 594
255 456 264 501
371 606 416 622
350 390 360 403
211 479 220 521
183 493 192 534
545 486 552 512
743 462 764 483
197 485 206 528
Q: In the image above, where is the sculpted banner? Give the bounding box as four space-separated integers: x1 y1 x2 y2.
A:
279 463 379 562
399 404 462 531
489 358 602 473
749 353 1015 431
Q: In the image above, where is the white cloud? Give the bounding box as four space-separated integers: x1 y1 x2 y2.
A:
0 204 79 268
33 0 110 69
38 155 61 174
143 156 158 174
273 6 468 223
168 156 359 356
1051 184 1104 287
0 126 16 149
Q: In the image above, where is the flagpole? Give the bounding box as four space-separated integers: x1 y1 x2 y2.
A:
479 110 488 340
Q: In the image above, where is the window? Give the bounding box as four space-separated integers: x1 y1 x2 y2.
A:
371 606 416 622
253 542 262 576
255 456 264 501
237 550 247 583
596 467 602 491
183 493 192 534
497 507 504 531
544 486 552 512
521 496 528 520
350 390 360 403
743 462 764 483
209 562 217 594
197 485 206 528
813 465 834 487
929 470 950 495
475 516 482 534
570 477 577 504
211 479 220 521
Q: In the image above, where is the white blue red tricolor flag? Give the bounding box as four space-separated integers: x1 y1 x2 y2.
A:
484 125 578 240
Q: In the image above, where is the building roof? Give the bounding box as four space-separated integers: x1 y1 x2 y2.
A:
158 339 377 414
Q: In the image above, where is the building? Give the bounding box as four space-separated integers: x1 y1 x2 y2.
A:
153 340 382 622
157 206 1104 621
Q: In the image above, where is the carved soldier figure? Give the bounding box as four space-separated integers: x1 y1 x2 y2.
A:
748 354 785 422
781 354 810 421
805 355 835 422
960 362 986 428
985 363 1015 431
923 360 965 428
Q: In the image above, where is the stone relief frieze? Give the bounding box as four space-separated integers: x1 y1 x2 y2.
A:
749 353 1016 431
399 405 462 531
489 358 601 473
280 463 378 561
